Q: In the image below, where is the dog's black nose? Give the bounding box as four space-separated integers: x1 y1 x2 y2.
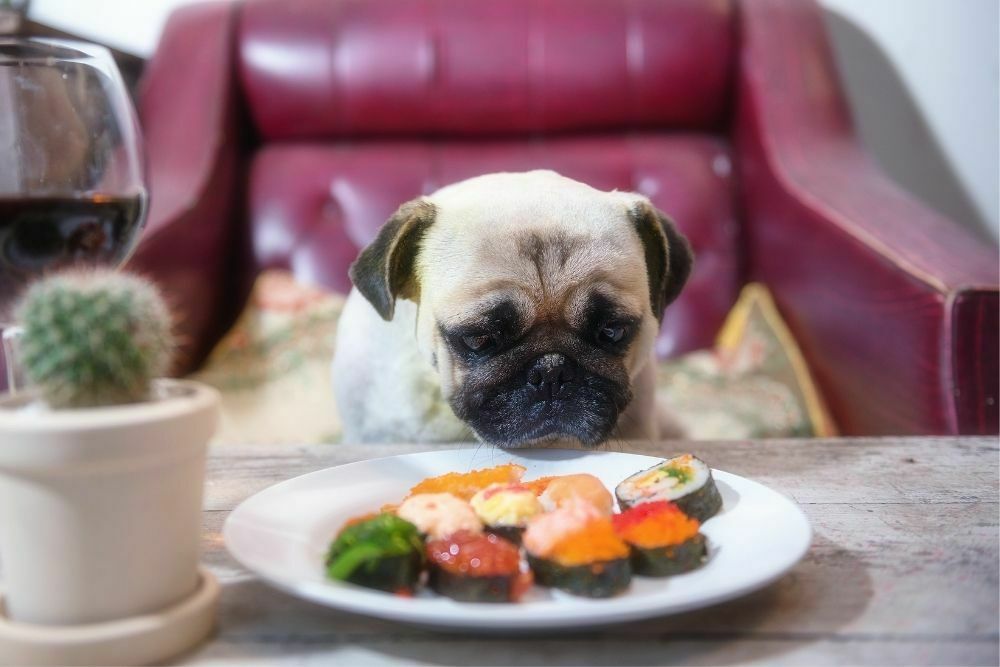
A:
527 353 575 400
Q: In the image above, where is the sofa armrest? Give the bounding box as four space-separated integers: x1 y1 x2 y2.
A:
736 0 998 435
128 1 246 374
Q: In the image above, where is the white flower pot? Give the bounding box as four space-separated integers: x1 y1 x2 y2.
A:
0 379 219 626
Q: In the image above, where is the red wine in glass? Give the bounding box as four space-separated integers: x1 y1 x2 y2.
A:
0 195 147 308
0 39 148 391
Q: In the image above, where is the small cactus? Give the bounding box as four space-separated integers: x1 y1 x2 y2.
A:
15 269 175 408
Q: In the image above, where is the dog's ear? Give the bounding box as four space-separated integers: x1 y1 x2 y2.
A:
629 200 694 319
349 198 436 321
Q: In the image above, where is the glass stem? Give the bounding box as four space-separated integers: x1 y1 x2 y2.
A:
1 324 25 394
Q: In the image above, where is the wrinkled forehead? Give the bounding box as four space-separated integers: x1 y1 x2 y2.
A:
421 222 650 327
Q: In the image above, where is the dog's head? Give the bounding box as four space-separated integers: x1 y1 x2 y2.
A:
350 170 692 447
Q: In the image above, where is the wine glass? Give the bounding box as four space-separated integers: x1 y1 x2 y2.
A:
0 37 147 393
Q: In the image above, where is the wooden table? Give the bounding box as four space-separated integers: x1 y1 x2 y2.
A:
183 437 999 666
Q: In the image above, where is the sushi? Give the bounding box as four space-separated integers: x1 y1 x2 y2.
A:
425 530 532 602
537 474 614 515
470 483 544 544
612 501 707 576
615 454 723 522
523 498 631 598
325 513 425 593
407 463 526 501
396 493 483 539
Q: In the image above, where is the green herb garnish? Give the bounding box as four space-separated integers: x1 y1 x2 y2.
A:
325 514 424 581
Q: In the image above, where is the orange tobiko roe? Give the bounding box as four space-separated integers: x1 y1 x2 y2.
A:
521 476 555 496
408 464 526 501
547 519 630 566
611 501 701 548
481 483 532 500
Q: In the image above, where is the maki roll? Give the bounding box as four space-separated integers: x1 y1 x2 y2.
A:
523 499 631 598
615 454 723 522
470 483 544 544
396 493 483 539
426 530 532 602
407 463 526 501
325 513 425 594
612 501 707 576
537 474 614 515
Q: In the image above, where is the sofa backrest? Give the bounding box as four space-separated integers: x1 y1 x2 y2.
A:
237 0 741 357
239 0 735 139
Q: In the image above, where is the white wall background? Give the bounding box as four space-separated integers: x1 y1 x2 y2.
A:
820 0 998 240
28 0 1000 241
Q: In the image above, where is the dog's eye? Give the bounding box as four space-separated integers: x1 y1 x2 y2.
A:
462 334 494 352
597 323 627 344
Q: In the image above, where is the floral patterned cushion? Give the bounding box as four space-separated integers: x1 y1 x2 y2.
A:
192 271 835 445
191 271 345 445
657 283 836 439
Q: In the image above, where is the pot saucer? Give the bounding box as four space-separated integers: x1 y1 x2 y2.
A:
0 566 219 666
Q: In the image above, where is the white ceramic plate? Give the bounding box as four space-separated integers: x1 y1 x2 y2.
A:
224 448 811 630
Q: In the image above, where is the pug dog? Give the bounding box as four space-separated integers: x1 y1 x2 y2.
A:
332 170 692 447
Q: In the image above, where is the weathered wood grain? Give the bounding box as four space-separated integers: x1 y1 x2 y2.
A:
182 437 1000 666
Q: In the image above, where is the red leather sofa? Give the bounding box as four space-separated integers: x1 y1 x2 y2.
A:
131 0 999 436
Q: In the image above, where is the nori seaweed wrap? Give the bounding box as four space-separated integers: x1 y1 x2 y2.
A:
526 553 631 598
612 501 707 576
425 531 531 602
615 454 723 522
523 500 632 598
